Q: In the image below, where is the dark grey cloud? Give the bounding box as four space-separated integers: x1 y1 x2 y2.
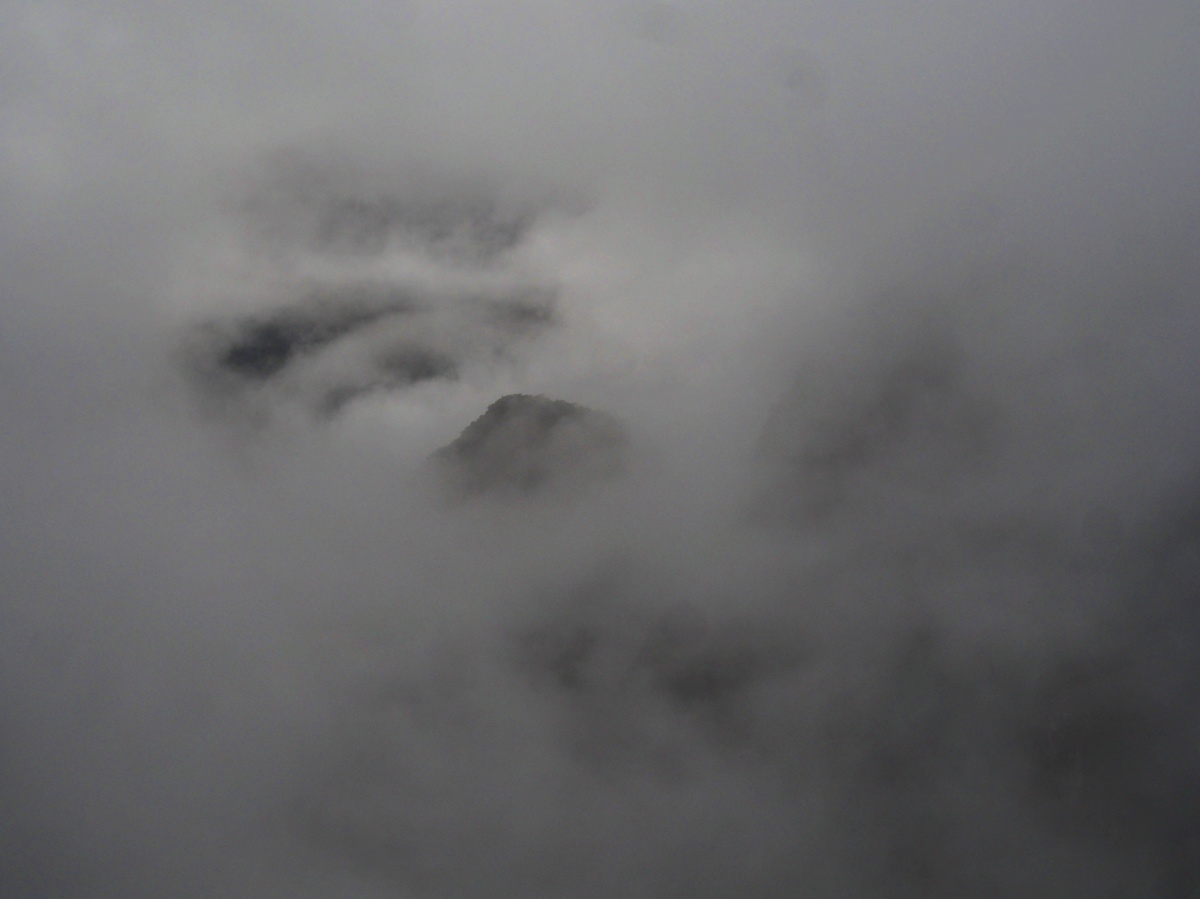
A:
759 309 1000 523
2 1 1200 897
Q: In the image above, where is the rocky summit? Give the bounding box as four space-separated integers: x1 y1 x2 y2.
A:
433 394 627 497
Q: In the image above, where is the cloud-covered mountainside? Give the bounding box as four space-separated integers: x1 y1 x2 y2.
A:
184 282 555 418
275 292 1200 897
180 161 560 421
2 2 1200 897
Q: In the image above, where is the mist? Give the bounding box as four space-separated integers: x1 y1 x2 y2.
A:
2 1 1200 896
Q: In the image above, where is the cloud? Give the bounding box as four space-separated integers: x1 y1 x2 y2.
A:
175 155 563 422
2 1 1200 896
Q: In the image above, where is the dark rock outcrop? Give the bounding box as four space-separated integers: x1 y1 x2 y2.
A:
433 394 627 497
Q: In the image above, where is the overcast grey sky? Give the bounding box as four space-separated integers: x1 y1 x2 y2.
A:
2 1 1200 896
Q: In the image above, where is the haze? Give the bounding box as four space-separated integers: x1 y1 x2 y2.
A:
2 1 1199 896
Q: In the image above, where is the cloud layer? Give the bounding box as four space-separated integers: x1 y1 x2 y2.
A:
2 1 1200 896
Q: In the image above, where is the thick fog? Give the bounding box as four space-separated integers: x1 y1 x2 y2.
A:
3 1 1200 896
